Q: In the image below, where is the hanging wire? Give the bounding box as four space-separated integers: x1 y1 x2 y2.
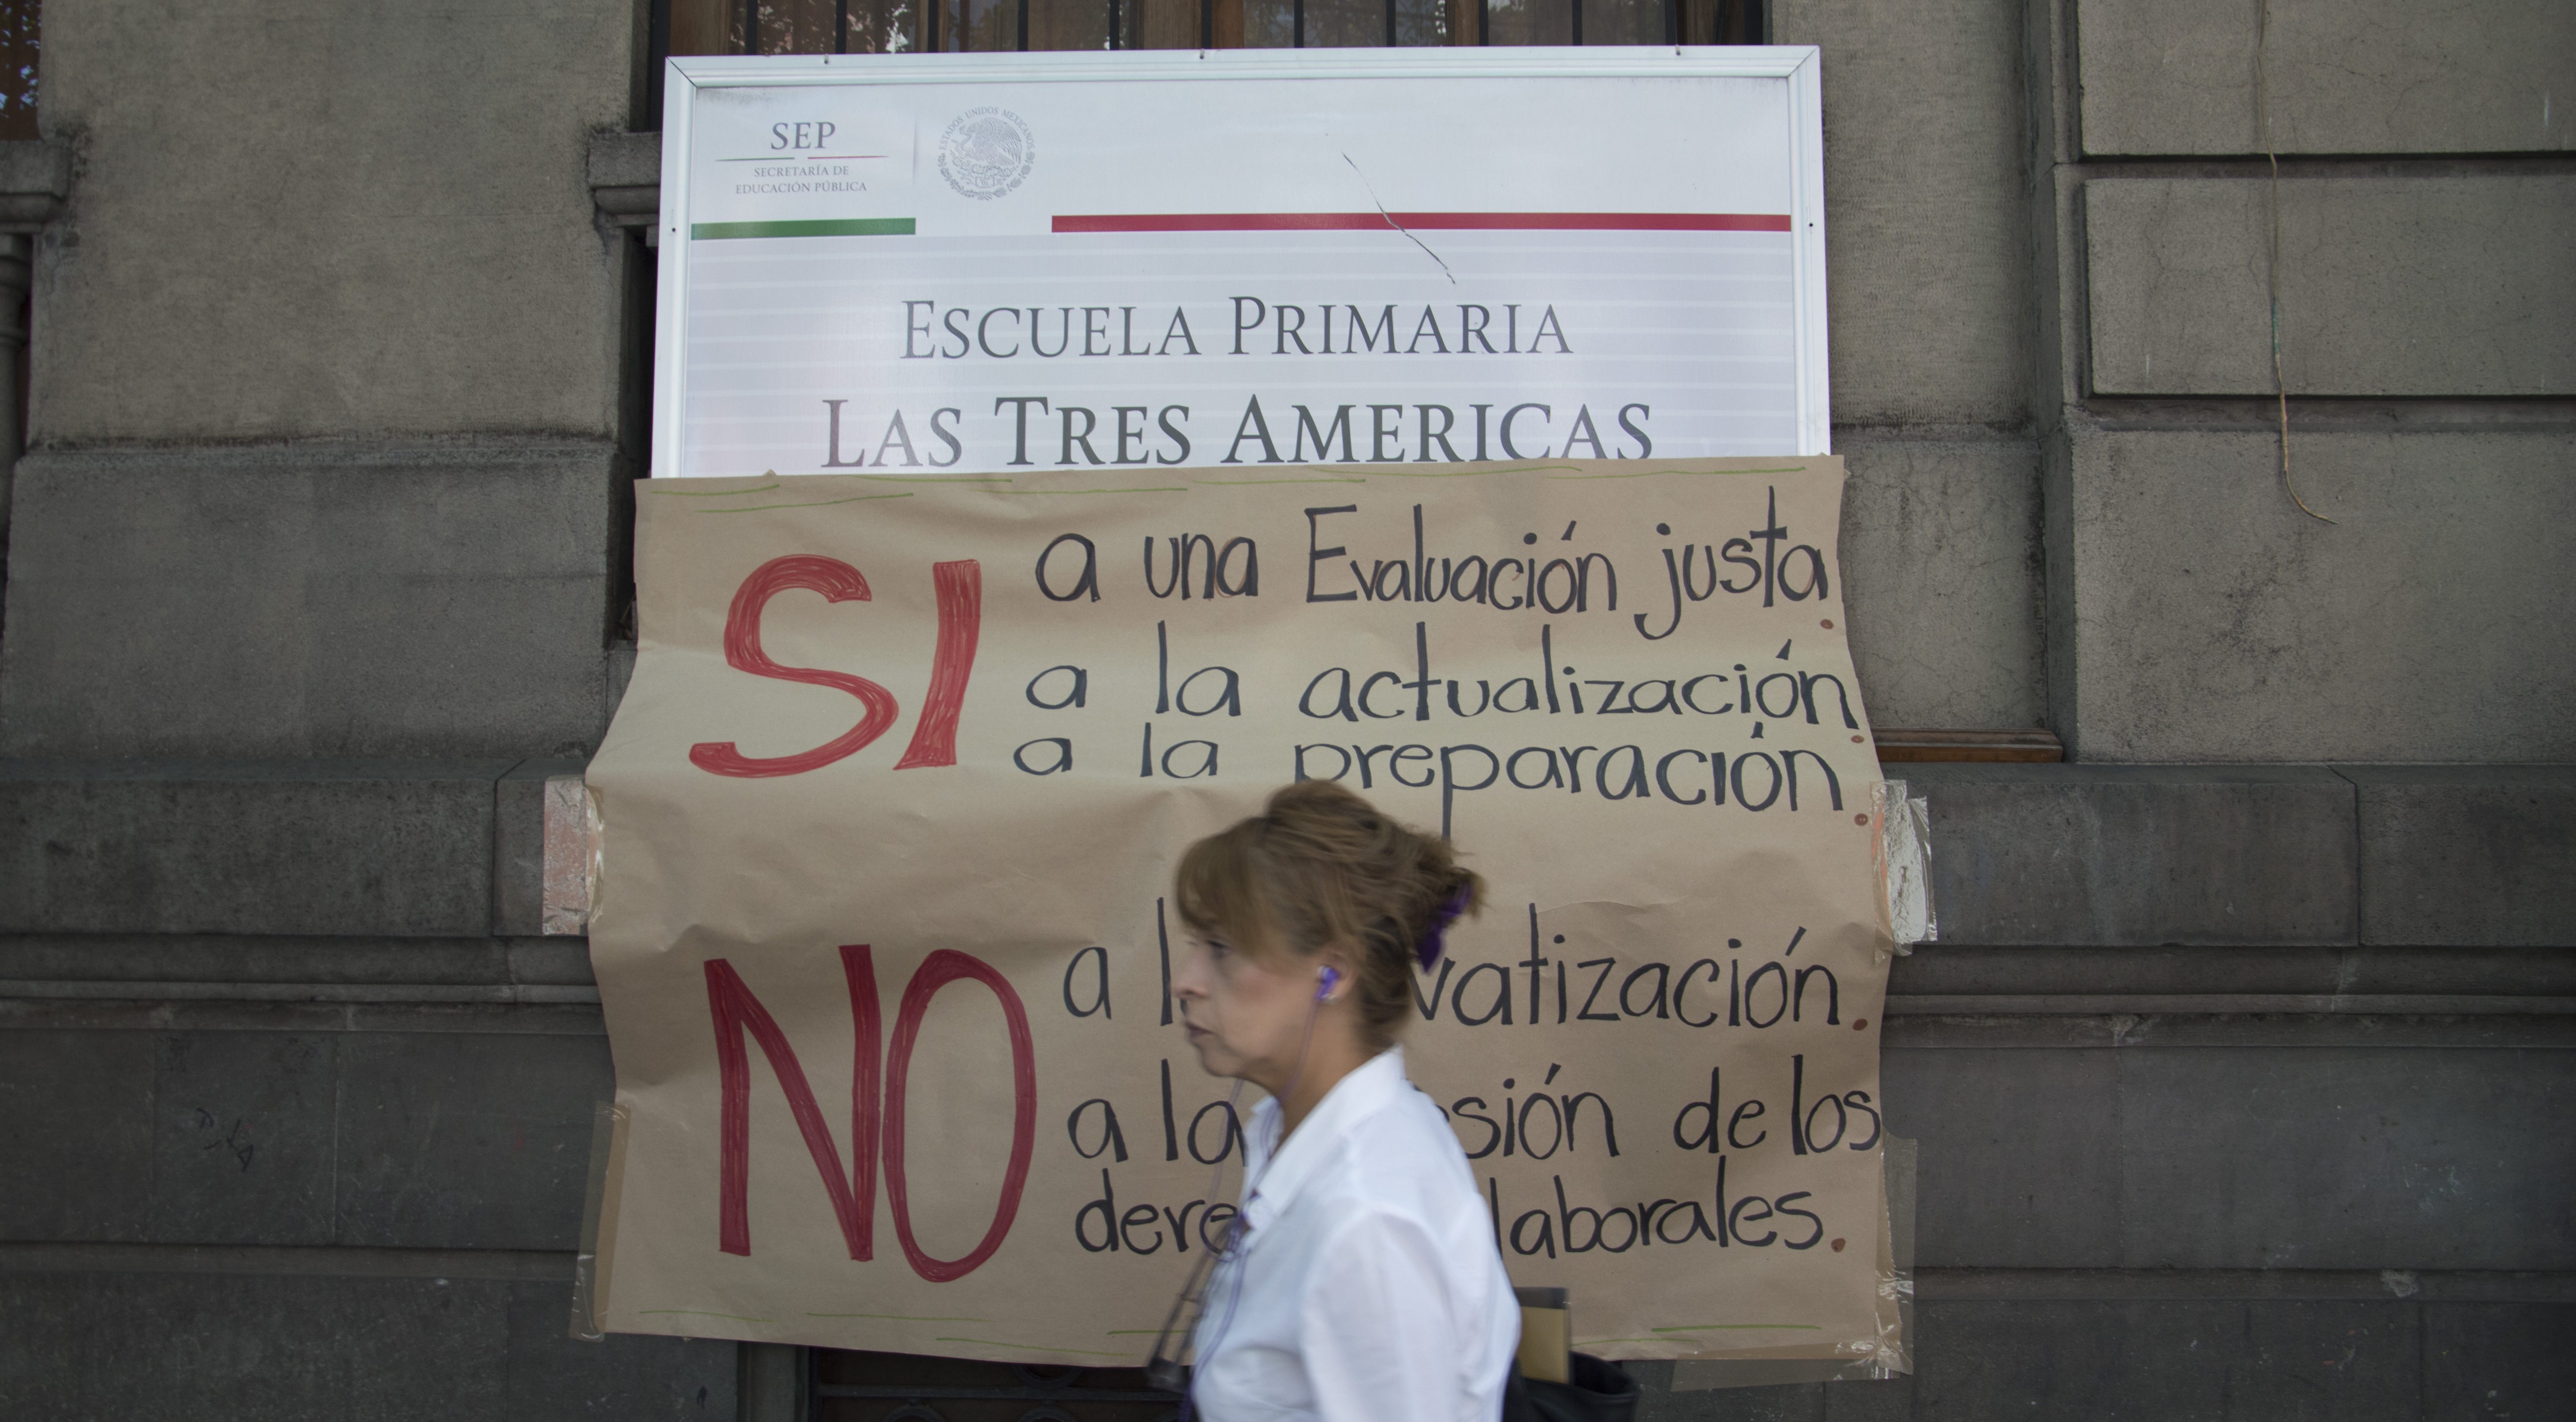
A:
2256 0 2335 524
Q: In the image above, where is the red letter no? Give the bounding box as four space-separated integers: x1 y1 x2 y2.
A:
707 944 883 1260
705 945 1036 1282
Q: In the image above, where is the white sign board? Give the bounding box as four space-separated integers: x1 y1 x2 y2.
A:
652 47 1831 481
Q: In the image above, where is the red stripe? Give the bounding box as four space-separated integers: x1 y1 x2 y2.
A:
1051 212 1793 233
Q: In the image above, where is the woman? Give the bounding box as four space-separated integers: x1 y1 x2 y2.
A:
1164 780 1520 1422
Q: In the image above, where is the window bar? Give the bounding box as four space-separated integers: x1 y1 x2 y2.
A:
1476 0 1487 45
1200 0 1213 47
1663 0 1676 44
742 0 759 52
1018 0 1031 49
1292 0 1304 46
1108 0 1121 47
1569 0 1582 44
1383 0 1395 46
834 0 849 53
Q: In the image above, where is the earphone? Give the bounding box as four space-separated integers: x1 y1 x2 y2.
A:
1315 966 1341 1001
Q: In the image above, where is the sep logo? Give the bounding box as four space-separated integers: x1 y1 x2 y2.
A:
770 120 837 150
937 107 1035 201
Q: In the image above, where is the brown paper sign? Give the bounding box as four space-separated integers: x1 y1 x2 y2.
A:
588 457 1893 1366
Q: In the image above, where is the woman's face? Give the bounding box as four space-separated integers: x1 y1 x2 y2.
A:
1168 926 1333 1087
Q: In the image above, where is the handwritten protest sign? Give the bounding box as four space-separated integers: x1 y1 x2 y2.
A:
585 457 1899 1366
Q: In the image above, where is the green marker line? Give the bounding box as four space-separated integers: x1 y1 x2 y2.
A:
933 1336 1131 1357
992 486 1187 496
1648 1323 1826 1333
1544 465 1808 480
691 218 916 240
643 481 786 497
805 1312 990 1323
693 492 916 512
1362 463 1581 479
639 1308 772 1323
1190 476 1367 485
847 474 1013 483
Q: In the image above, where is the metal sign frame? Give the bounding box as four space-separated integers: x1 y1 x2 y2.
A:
651 46 1831 475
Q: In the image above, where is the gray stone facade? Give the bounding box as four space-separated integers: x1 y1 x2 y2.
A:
1 0 2567 1416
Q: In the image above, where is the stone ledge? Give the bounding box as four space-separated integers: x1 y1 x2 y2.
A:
1900 763 2360 946
0 442 624 761
0 982 601 1005
0 934 595 986
13 1244 2563 1301
2 1027 2562 1269
1912 1267 2576 1303
0 1241 574 1280
1890 944 2576 996
1883 1014 2575 1050
1656 1293 2576 1415
0 998 610 1035
0 760 547 937
587 130 660 229
12 937 2569 998
0 1269 737 1421
1894 1042 2576 1272
6 761 2565 945
0 139 69 230
2345 765 2576 947
0 1027 610 1251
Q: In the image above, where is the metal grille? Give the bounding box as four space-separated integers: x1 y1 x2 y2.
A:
0 0 36 142
660 0 1761 62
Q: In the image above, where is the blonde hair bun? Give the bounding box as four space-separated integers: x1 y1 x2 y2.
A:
1176 780 1485 1042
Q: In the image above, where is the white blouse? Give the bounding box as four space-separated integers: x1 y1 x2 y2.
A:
1190 1046 1520 1422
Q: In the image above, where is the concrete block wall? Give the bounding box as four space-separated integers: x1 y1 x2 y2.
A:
1 0 2569 1418
2083 176 2576 398
2071 0 2574 157
3 0 646 762
0 0 721 1412
2034 0 2576 764
1664 760 2576 1419
1711 0 2574 1414
5 761 2568 1418
0 446 627 760
2052 427 2576 763
1777 0 2045 735
0 1265 735 1419
33 0 639 442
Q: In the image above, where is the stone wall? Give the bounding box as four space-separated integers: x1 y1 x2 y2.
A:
1 0 2567 1416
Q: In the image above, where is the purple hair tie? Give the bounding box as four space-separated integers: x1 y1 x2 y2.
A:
1416 886 1472 970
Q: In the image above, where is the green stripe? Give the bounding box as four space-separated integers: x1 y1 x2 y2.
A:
690 218 915 240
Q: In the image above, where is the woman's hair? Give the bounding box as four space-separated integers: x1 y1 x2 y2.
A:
1175 780 1484 1042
